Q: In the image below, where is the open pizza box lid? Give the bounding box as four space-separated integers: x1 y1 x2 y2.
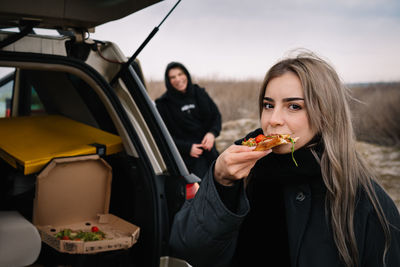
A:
33 154 140 254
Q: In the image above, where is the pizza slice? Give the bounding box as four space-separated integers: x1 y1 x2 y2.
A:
242 133 299 166
242 134 298 151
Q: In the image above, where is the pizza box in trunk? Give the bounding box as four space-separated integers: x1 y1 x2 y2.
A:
33 154 140 254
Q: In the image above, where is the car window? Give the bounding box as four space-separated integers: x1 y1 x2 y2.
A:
30 86 45 115
0 67 14 117
0 68 46 117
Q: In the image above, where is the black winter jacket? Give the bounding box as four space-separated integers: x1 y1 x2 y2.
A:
169 130 400 267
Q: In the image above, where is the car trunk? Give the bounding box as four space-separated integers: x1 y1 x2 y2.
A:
0 52 177 266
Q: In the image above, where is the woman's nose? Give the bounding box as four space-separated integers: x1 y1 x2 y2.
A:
269 108 284 126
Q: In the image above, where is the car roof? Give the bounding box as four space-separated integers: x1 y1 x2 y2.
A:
0 0 163 30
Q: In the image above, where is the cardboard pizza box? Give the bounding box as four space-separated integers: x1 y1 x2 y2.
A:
0 115 123 175
33 155 140 254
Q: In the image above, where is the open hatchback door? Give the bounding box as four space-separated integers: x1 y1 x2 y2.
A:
0 0 162 29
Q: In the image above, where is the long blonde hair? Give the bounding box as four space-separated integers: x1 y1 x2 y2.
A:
259 51 391 267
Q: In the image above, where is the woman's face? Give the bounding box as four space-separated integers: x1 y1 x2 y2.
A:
260 71 315 154
168 68 188 92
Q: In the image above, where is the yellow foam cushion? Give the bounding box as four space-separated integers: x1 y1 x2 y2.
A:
0 115 123 174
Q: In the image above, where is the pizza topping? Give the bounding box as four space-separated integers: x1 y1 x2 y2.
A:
241 138 256 147
55 227 106 241
288 137 298 167
255 134 266 143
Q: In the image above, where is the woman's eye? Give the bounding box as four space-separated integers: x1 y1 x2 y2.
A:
263 102 274 109
289 103 302 110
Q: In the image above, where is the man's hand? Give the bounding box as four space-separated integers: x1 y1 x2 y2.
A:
190 143 204 158
201 132 215 151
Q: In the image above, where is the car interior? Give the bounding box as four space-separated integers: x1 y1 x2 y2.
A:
0 66 167 266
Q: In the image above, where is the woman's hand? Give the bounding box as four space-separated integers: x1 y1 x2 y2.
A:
214 145 271 186
190 143 204 158
201 132 215 151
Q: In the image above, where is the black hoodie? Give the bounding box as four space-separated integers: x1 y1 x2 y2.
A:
155 62 222 177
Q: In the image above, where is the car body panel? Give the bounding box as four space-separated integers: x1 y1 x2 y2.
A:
0 31 68 55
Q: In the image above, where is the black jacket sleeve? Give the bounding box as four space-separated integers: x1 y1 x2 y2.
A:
361 184 400 266
169 163 249 267
214 179 242 213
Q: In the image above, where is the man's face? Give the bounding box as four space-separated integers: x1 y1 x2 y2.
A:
168 68 188 92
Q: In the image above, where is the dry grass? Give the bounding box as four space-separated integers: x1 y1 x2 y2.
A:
350 83 400 147
146 79 400 148
146 78 261 122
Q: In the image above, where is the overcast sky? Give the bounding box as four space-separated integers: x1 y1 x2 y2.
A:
90 0 400 83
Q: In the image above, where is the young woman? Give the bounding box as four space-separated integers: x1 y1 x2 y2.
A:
169 52 400 267
155 62 222 178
